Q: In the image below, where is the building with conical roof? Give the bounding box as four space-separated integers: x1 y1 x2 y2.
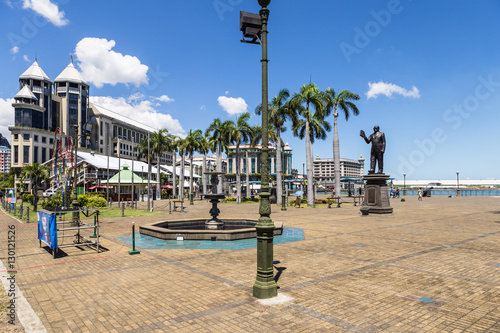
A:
53 56 90 141
8 57 174 193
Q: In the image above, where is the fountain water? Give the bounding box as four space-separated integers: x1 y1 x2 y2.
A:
139 170 283 241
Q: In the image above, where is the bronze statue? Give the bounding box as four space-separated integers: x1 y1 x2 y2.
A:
360 126 385 174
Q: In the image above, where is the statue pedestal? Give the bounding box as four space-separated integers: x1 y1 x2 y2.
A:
361 174 393 214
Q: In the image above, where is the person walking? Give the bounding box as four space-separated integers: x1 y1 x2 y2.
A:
418 187 423 201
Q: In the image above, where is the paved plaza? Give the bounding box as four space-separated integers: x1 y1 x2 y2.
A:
1 196 500 332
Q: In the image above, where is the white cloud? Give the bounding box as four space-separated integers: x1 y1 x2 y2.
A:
0 98 15 144
127 92 144 102
75 37 149 88
217 96 248 115
155 95 174 103
200 105 206 111
23 55 30 63
10 46 19 55
22 0 69 27
5 0 13 8
90 95 184 136
366 81 420 99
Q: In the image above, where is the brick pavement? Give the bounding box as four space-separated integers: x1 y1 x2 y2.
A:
0 196 500 332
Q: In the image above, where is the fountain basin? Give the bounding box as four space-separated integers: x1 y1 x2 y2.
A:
139 219 283 241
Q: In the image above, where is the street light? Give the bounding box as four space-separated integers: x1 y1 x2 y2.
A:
281 145 286 211
456 170 460 196
403 173 406 196
241 0 277 299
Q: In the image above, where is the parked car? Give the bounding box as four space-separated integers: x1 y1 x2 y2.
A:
43 189 56 198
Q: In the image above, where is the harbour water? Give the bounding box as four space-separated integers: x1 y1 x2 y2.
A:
403 189 500 196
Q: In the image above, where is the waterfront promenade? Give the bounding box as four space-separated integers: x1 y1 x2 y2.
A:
1 196 500 332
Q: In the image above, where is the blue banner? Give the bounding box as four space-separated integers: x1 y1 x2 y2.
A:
38 211 57 249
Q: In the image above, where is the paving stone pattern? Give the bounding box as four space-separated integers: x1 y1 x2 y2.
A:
1 196 500 332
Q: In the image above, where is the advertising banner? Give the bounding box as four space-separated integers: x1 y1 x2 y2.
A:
38 211 57 249
6 188 15 203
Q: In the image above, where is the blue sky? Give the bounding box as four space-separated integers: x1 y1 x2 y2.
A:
1 0 500 181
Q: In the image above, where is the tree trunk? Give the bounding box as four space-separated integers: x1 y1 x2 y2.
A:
216 145 222 194
202 154 207 194
276 131 282 205
189 155 194 200
236 144 241 204
157 155 161 200
333 113 341 200
172 151 177 199
245 151 250 198
180 150 185 201
305 117 314 206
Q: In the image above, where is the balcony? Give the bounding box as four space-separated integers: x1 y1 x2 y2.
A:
68 87 80 94
31 86 43 93
57 87 67 93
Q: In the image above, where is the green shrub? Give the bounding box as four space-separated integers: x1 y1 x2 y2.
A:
23 193 34 203
78 195 89 207
225 197 236 202
40 192 63 210
88 196 106 208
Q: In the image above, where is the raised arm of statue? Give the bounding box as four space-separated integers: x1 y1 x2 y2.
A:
360 130 370 144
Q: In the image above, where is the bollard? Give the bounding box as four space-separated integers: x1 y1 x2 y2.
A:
26 207 29 223
90 215 98 238
13 204 16 216
19 205 23 219
122 202 125 217
151 201 154 212
169 200 172 214
128 222 140 255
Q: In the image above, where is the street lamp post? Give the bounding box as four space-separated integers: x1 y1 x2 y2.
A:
241 0 277 299
72 125 80 222
456 171 460 196
281 147 286 211
403 173 406 196
141 166 144 202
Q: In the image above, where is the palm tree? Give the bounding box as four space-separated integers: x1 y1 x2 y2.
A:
256 88 295 205
184 129 203 202
20 163 50 212
176 137 188 201
198 132 213 194
166 134 179 199
135 136 155 202
206 118 228 193
150 129 170 200
291 83 329 206
226 112 253 204
324 88 360 197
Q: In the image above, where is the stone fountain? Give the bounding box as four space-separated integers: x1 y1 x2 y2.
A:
139 169 283 241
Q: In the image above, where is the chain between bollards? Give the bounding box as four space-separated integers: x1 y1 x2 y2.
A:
128 222 140 255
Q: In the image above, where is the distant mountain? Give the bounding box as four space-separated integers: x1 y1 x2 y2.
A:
0 133 10 148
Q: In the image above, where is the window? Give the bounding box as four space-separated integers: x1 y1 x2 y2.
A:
14 146 18 164
41 147 46 163
228 159 233 173
34 146 38 163
41 136 46 143
23 146 30 164
23 133 30 140
34 135 38 142
49 138 53 144
14 134 18 140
